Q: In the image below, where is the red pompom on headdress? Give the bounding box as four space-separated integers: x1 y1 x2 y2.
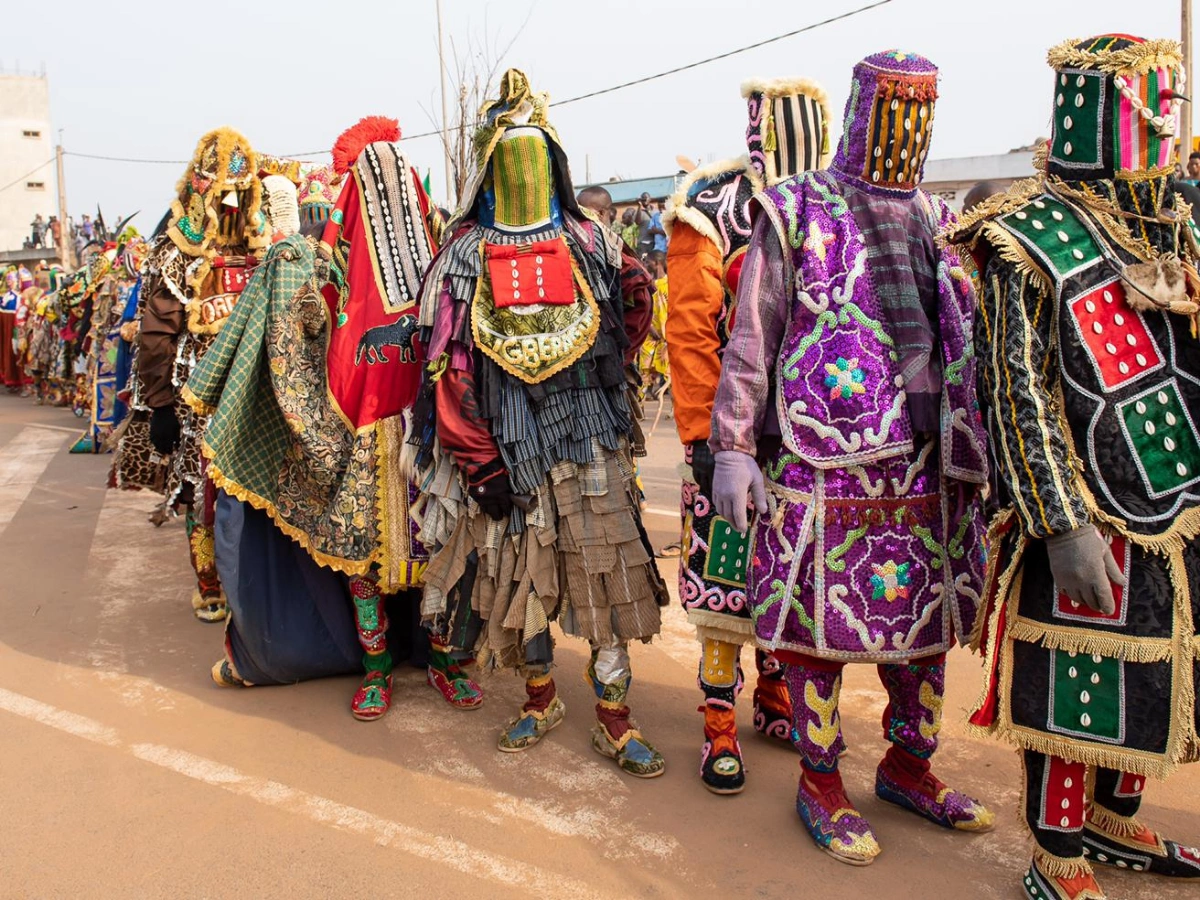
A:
332 116 402 175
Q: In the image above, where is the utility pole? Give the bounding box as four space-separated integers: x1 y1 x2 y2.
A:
436 0 454 207
55 133 73 270
1184 0 1194 160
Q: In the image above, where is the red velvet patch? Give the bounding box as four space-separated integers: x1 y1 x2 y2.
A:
485 239 574 307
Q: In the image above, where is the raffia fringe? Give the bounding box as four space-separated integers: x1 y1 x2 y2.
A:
1008 619 1173 663
1033 847 1093 881
689 608 755 647
1087 802 1143 839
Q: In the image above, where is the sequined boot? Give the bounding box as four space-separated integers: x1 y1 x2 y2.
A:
1022 751 1106 899
498 667 565 751
186 510 225 623
426 633 483 710
752 649 792 742
1083 768 1200 878
350 573 392 721
786 661 879 865
874 659 994 832
588 644 665 778
698 638 745 794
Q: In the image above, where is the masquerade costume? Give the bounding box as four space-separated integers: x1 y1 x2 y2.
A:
665 77 832 795
413 70 668 777
710 51 994 863
945 35 1200 900
119 126 269 622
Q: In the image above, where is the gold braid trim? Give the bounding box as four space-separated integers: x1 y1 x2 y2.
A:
1007 618 1173 663
1047 38 1182 76
1033 847 1094 882
1087 802 1144 839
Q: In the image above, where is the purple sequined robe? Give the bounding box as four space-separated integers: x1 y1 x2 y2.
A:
711 171 988 662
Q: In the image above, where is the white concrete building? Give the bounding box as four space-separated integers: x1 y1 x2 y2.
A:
0 74 55 252
922 150 1038 210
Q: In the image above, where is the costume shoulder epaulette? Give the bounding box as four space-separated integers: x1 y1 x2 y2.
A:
940 177 1105 291
664 156 762 253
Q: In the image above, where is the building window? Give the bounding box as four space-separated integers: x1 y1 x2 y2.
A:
26 181 45 191
22 129 41 139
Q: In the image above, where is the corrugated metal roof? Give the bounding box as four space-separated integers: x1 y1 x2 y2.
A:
575 175 680 204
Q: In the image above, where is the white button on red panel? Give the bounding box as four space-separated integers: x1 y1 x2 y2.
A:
1068 281 1162 391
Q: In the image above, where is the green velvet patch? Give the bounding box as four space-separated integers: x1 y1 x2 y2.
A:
1051 650 1122 741
1000 196 1102 280
1051 70 1104 170
704 518 750 587
1118 380 1200 497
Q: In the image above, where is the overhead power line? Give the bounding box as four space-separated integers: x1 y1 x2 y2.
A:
63 0 892 166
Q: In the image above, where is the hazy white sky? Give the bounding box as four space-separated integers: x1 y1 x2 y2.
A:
5 0 1193 226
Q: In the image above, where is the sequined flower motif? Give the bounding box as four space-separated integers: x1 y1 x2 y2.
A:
824 357 867 401
870 561 911 602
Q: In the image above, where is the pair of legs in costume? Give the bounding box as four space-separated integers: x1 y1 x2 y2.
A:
499 639 666 779
786 651 994 865
696 638 791 794
185 481 225 623
1022 753 1200 899
347 570 483 720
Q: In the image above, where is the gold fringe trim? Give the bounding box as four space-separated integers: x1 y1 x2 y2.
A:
1007 619 1174 663
1033 847 1094 882
688 608 755 647
975 220 1053 295
181 384 217 418
202 442 375 579
939 176 1044 248
1047 37 1182 76
1087 802 1144 839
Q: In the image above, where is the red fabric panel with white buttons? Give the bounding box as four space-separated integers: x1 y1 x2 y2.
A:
1068 280 1163 391
485 239 575 308
1039 755 1087 832
1054 534 1128 625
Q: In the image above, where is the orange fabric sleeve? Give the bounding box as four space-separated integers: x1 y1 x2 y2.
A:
665 221 725 443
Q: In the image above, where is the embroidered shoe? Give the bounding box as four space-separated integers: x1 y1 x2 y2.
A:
700 705 745 795
1023 853 1106 900
1084 808 1200 878
875 759 995 832
591 722 666 778
191 589 227 623
497 696 566 752
351 670 393 722
210 658 250 688
795 769 880 866
427 664 484 710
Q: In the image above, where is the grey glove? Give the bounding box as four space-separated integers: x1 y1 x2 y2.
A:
1045 526 1126 615
712 450 768 534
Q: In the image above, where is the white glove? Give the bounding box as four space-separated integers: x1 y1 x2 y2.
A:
712 450 767 534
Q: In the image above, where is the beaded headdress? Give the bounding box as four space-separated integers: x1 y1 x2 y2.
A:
742 77 832 184
1045 35 1185 180
299 164 342 228
165 127 268 275
831 50 938 195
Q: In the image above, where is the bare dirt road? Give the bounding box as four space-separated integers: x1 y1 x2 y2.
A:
0 393 1195 900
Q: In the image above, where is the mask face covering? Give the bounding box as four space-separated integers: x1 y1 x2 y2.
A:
490 126 556 231
1046 36 1185 181
831 50 939 193
743 79 831 185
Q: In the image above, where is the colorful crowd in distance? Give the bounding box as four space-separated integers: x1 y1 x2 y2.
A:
2 35 1199 900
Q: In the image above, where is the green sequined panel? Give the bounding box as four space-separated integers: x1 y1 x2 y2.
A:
999 196 1102 281
1117 379 1200 498
704 518 750 587
1050 650 1123 742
